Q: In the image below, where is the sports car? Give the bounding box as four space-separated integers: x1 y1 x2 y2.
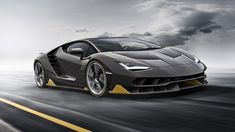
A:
34 37 207 97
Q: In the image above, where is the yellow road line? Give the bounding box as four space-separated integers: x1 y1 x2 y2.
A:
0 98 91 132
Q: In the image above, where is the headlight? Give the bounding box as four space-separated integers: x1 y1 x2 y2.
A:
117 62 150 71
194 56 200 63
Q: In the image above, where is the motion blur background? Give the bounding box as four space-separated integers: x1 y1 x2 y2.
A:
1 0 235 71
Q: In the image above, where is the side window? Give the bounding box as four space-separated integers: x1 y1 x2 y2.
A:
67 43 97 57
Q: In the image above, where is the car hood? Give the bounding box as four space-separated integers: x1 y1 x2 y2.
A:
112 47 195 67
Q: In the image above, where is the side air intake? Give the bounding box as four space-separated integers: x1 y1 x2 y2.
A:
47 50 62 76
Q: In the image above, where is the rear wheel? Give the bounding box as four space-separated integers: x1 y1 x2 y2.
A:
34 62 47 88
86 61 108 97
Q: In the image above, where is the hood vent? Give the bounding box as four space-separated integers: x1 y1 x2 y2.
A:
158 48 181 58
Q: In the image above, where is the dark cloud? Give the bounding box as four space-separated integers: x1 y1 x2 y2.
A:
152 16 222 46
158 11 223 45
122 11 222 45
97 32 113 38
150 34 189 46
132 0 227 46
178 11 222 35
123 32 153 37
96 32 153 40
199 24 222 33
94 0 231 47
75 28 92 33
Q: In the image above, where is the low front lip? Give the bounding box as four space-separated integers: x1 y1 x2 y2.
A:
109 73 207 95
132 74 207 88
109 82 207 95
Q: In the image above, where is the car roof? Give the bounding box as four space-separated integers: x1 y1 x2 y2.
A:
83 37 130 41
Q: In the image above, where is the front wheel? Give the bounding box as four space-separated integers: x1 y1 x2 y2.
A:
86 61 108 97
34 61 47 88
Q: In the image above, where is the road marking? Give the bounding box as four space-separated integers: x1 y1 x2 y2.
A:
0 98 91 132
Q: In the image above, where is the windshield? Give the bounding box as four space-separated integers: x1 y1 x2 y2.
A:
89 38 162 52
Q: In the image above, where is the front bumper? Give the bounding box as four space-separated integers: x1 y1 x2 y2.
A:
104 61 207 94
109 72 207 94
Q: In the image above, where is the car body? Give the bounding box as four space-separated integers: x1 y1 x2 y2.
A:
34 37 207 97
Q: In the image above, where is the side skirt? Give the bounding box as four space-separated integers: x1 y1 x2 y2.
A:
46 79 88 91
45 79 131 94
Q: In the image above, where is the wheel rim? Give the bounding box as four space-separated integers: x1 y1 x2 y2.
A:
34 62 45 87
86 62 107 95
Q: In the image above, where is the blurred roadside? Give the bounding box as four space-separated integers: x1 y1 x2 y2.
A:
0 119 20 132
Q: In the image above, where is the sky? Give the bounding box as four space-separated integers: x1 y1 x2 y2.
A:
0 0 235 70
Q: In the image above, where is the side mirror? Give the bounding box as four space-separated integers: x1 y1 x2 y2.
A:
68 48 84 59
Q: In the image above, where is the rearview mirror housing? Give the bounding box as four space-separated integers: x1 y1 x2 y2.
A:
68 48 84 59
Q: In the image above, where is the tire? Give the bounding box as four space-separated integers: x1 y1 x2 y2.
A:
34 61 47 88
86 60 108 97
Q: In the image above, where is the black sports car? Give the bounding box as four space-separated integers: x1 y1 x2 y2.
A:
34 37 207 97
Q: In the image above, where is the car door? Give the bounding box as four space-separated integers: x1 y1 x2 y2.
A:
55 41 97 85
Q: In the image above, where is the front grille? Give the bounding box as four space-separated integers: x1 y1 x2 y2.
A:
133 73 205 86
131 73 206 94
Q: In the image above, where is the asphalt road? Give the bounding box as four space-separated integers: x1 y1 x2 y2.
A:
0 69 235 132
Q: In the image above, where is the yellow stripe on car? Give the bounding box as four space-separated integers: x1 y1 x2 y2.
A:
184 80 202 85
84 87 89 91
110 85 130 94
46 79 56 87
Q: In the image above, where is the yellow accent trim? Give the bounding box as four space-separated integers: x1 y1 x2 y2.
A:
84 87 89 91
47 79 56 87
110 85 130 94
184 80 201 85
0 98 91 132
